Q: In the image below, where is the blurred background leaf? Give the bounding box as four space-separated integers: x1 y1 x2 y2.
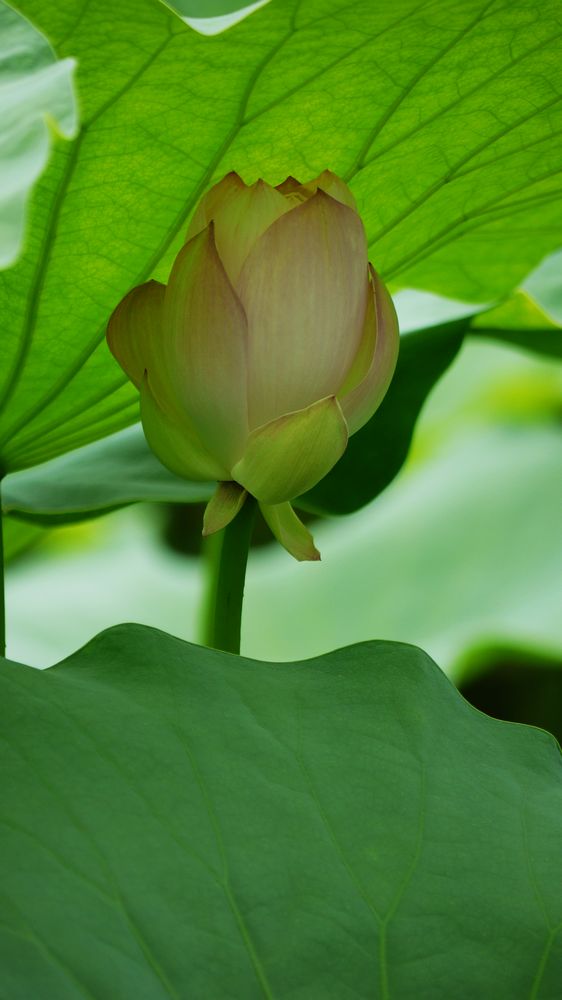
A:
2 425 214 524
1 0 561 474
0 1 76 270
3 627 562 997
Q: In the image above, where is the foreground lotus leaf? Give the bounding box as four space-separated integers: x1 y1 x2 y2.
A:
107 171 399 558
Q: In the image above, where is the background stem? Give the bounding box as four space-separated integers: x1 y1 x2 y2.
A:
201 496 256 654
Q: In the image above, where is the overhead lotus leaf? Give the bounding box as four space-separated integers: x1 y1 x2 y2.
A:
2 626 562 997
0 0 560 473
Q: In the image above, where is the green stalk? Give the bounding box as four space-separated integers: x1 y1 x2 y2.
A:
0 480 5 659
201 496 256 654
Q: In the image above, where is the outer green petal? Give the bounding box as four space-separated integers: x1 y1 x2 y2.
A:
187 176 290 286
164 224 249 469
232 395 348 505
259 501 320 562
238 190 368 428
338 266 400 435
140 374 227 483
106 280 167 394
203 482 247 536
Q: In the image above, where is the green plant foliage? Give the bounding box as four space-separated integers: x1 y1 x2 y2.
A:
2 425 214 524
2 625 562 997
0 1 76 270
1 0 560 474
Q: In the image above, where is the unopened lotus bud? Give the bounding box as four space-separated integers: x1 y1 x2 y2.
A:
107 171 399 560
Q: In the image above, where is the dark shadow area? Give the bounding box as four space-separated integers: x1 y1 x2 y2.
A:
460 652 562 744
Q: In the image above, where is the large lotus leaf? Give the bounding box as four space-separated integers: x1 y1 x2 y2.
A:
0 0 76 270
2 626 562 998
1 0 561 473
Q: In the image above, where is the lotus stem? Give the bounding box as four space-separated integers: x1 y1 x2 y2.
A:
201 495 257 654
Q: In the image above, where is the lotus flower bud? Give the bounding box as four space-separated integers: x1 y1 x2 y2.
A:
107 171 399 560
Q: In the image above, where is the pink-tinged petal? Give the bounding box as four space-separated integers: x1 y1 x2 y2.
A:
187 177 290 286
275 176 311 207
338 266 400 435
260 501 320 561
207 180 291 286
237 189 369 428
276 171 356 209
202 481 247 536
106 280 167 393
232 395 348 505
336 275 377 398
304 170 358 210
275 176 303 195
164 223 249 470
185 171 245 242
140 374 227 482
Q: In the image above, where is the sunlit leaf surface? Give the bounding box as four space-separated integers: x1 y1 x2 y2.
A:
2 626 562 998
1 0 560 472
